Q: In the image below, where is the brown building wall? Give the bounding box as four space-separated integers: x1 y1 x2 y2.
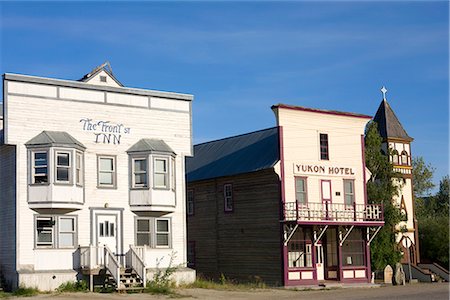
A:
187 168 283 285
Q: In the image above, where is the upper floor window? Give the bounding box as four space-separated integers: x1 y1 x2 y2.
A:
401 150 409 165
98 155 116 188
75 152 83 186
56 151 71 183
320 133 329 160
154 157 168 189
392 150 399 165
295 177 307 205
344 179 355 206
187 189 194 215
224 183 233 212
32 151 49 184
132 157 148 188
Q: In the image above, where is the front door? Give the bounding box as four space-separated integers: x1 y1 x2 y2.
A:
321 180 332 220
316 243 324 281
97 214 118 253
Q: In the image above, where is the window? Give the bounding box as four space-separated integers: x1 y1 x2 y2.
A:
344 180 355 206
132 157 148 188
75 152 83 186
392 150 399 165
224 184 233 212
320 133 329 160
136 219 151 246
135 218 171 248
56 151 71 183
32 151 48 184
154 158 168 189
35 215 77 248
401 150 409 165
342 229 365 266
100 75 107 82
288 228 313 268
98 156 116 188
156 219 170 247
171 157 176 191
295 177 307 205
187 189 194 215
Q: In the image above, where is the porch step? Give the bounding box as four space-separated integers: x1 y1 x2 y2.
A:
105 268 144 291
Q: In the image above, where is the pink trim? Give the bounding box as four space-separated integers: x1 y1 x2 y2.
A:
286 221 385 226
272 104 373 119
365 240 372 283
361 135 368 206
279 126 289 286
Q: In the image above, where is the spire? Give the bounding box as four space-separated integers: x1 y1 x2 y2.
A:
373 87 413 141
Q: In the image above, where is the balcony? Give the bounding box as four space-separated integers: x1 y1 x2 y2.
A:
284 202 384 225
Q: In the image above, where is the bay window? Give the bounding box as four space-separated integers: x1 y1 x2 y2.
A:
32 151 49 184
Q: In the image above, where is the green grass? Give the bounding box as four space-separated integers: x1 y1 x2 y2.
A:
0 291 11 298
56 280 88 293
11 287 40 297
182 275 267 291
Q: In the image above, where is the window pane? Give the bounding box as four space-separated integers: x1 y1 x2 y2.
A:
155 159 166 172
57 168 69 181
134 159 147 172
154 173 166 187
35 153 47 166
35 175 48 183
100 158 113 171
59 233 74 247
135 174 147 185
156 234 169 246
99 172 113 184
296 179 305 192
37 219 53 228
37 231 53 243
344 181 353 193
137 233 150 246
35 167 48 174
57 153 70 166
137 219 150 232
157 220 169 232
60 218 74 232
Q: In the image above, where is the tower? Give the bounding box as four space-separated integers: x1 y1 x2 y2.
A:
373 87 419 264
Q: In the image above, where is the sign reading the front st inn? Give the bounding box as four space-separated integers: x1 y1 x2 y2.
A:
80 118 131 144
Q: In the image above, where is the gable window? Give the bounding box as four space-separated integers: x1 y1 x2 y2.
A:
35 215 77 248
32 151 48 184
224 184 233 212
344 180 355 206
132 157 148 188
98 155 116 188
135 217 171 248
154 157 168 189
187 189 194 216
320 133 329 160
75 152 83 186
295 177 307 205
56 151 71 183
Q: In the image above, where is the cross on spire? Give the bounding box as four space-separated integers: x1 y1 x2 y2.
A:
381 86 388 100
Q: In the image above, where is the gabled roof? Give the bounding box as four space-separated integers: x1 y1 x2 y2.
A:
25 131 86 150
186 127 280 182
373 99 413 141
127 139 175 154
78 62 123 87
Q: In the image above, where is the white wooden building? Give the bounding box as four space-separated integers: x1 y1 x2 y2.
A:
0 64 195 291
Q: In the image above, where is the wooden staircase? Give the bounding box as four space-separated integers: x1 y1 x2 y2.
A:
105 267 144 292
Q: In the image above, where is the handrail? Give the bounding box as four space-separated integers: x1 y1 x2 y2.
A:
104 246 121 289
128 246 147 287
79 245 103 269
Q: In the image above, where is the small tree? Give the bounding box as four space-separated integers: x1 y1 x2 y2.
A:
365 121 403 270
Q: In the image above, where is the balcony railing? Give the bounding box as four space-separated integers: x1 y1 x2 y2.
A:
284 202 384 223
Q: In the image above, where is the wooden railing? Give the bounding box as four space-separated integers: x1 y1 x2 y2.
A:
104 246 121 289
127 246 147 287
284 202 384 223
80 245 104 269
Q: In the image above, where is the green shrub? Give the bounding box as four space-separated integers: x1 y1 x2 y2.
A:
12 286 39 297
56 280 88 293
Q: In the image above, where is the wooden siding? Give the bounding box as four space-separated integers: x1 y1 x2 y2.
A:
187 169 283 285
0 145 18 288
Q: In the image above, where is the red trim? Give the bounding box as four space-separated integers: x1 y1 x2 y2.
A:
272 104 373 119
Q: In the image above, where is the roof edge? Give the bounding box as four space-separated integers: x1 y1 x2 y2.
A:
194 126 279 147
272 103 372 119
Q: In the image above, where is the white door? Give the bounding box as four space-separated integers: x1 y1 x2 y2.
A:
97 214 118 254
316 243 324 281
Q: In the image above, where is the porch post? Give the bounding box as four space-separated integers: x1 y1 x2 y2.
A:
366 241 372 283
338 239 343 281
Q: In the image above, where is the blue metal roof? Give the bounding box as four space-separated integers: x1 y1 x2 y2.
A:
186 127 280 182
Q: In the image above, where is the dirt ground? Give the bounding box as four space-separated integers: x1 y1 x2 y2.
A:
10 282 450 300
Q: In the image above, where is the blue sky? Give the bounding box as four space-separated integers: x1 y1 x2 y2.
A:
0 1 448 192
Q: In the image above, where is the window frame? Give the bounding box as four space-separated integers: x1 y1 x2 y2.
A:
401 150 409 166
343 179 355 208
155 218 171 248
134 217 172 248
136 218 152 247
224 183 233 212
55 150 72 184
295 177 308 206
187 189 194 216
31 150 49 185
97 155 117 189
319 133 329 160
391 149 399 165
35 215 77 249
131 156 148 189
153 156 169 190
75 151 83 186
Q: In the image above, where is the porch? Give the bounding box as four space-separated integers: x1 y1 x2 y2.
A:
284 202 384 225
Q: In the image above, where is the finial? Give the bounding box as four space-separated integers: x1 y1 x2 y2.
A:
381 86 387 100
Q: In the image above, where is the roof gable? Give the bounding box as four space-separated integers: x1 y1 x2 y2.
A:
127 139 175 154
186 127 280 182
25 131 86 150
373 100 413 141
79 62 123 87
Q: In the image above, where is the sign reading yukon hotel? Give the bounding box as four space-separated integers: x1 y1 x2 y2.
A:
294 164 355 175
80 118 131 144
